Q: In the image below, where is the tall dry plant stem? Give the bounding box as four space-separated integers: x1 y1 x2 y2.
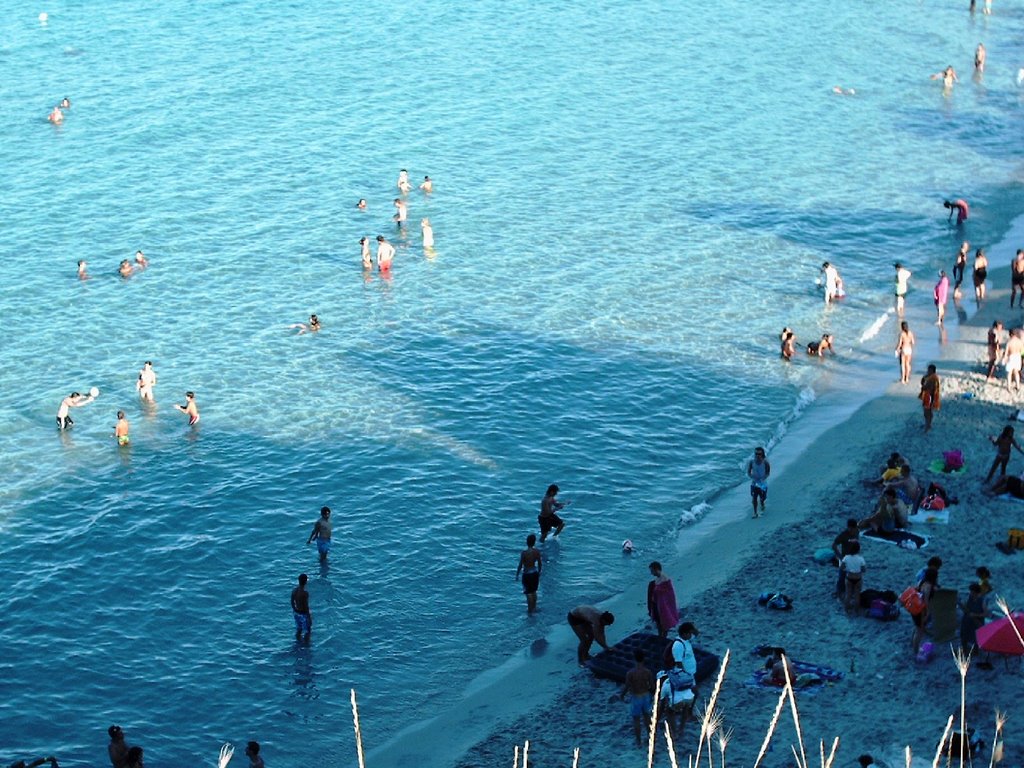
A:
350 689 366 768
523 740 530 768
932 715 954 768
988 710 1006 768
782 656 808 768
513 744 519 768
823 736 839 768
696 649 731 767
647 677 663 768
662 721 679 768
953 648 971 768
995 599 1024 651
571 746 579 768
752 685 788 768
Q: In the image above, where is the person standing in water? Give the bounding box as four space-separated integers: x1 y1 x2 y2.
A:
934 271 950 325
360 237 373 270
421 218 434 249
515 533 542 614
973 248 989 301
393 198 408 226
539 484 568 541
780 330 796 361
113 411 130 446
419 175 433 193
175 391 200 425
376 235 395 272
896 321 915 384
932 66 958 89
945 198 970 225
397 169 411 194
77 260 90 280
136 361 157 402
952 242 969 299
975 43 986 72
1012 250 1024 307
306 506 332 562
894 262 912 314
747 447 770 518
56 391 96 430
919 364 941 433
291 573 312 641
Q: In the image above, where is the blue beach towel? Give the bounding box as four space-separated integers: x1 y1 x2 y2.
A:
744 659 844 694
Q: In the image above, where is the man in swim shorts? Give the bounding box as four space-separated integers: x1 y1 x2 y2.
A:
136 361 157 402
56 391 95 430
291 573 312 641
894 262 912 315
539 483 567 541
376 235 395 272
306 506 332 562
175 391 200 425
566 605 614 665
620 650 655 747
747 447 770 518
515 533 542 613
114 411 130 446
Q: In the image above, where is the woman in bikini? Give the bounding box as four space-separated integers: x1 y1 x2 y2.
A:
896 321 915 384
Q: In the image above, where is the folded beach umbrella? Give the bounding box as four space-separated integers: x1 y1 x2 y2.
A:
976 612 1024 656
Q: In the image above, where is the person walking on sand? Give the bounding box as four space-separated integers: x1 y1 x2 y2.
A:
515 533 542 614
376 235 395 273
175 391 200 426
1012 250 1024 308
136 361 157 402
911 568 938 656
919 364 941 433
973 248 989 301
894 263 912 314
747 447 771 518
896 321 915 384
539 483 568 541
934 271 950 325
952 242 969 299
1005 329 1023 390
988 321 1005 380
306 506 332 562
567 605 614 665
646 561 679 637
56 391 96 430
985 426 1024 482
113 411 130 446
840 541 866 615
291 573 312 641
620 650 655 748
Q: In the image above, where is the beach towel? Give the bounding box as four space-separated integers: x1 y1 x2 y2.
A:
744 659 844 694
908 506 950 525
862 528 929 549
647 579 679 636
928 588 959 644
927 459 967 475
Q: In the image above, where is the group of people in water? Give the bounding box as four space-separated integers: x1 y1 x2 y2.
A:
76 250 148 281
357 169 435 275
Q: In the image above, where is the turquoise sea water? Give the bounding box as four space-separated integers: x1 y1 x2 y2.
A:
2 1 1023 764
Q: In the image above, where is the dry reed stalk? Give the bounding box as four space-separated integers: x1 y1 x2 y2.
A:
905 745 912 768
995 598 1024 651
513 744 519 768
716 725 732 768
823 736 839 768
931 715 954 768
571 746 579 768
663 721 679 768
350 689 366 768
647 677 663 768
523 740 530 768
782 656 808 768
752 685 788 768
697 709 723 768
217 743 234 768
988 710 1006 768
953 648 971 768
696 650 731 767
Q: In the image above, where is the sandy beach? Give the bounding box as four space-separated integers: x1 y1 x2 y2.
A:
370 268 1024 768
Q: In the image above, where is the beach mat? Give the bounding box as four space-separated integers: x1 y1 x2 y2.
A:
927 459 967 475
929 588 959 644
863 528 929 549
587 631 720 684
744 658 844 694
909 507 951 525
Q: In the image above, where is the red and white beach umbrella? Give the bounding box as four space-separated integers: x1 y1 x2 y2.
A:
976 612 1024 656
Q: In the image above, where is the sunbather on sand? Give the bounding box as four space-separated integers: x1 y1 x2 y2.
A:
859 488 907 532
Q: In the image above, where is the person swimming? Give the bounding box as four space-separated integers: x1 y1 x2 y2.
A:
397 169 411 194
134 250 148 269
420 175 433 193
47 106 64 124
118 260 133 278
290 314 321 334
357 198 367 210
77 260 89 280
59 97 71 109
807 334 835 357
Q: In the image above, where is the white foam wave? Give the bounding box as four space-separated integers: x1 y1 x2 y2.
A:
858 309 893 343
678 500 712 527
763 385 816 455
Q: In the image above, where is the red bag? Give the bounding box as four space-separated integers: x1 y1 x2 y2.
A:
899 586 925 616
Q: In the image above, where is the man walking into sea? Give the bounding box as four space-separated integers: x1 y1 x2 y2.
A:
306 506 332 562
291 573 312 641
515 534 542 614
747 447 770 518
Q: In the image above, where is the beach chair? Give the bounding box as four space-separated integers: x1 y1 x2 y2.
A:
928 588 959 645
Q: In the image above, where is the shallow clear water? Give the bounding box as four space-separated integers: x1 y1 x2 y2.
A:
2 0 1023 764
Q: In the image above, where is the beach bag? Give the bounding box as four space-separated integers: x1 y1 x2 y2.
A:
920 494 945 511
942 450 964 472
1008 528 1024 550
666 667 695 693
899 586 925 616
867 599 900 621
757 592 793 611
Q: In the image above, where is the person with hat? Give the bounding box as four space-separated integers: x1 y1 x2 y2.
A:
894 262 912 315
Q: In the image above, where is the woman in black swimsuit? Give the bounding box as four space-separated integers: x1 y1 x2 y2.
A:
973 248 989 301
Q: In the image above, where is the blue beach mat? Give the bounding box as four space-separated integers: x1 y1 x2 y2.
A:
862 528 929 549
744 657 844 694
586 631 720 684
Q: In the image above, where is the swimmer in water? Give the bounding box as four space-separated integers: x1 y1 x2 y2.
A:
360 237 373 270
831 85 856 96
77 260 89 280
60 97 71 109
952 241 969 299
420 175 433 193
357 199 367 210
807 334 835 357
393 198 408 225
175 391 200 426
113 411 130 445
137 361 157 402
48 106 64 124
56 391 96 429
134 250 148 269
421 218 434 249
397 169 412 194
376 235 395 272
931 65 958 89
975 44 986 73
118 260 134 278
290 314 321 334
781 331 796 361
